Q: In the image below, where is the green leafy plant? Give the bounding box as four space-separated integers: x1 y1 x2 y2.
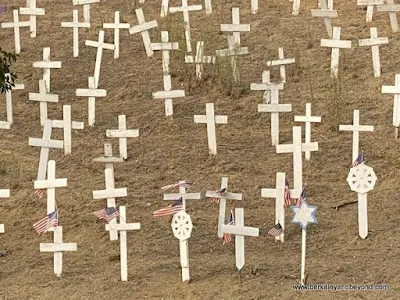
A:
0 48 18 94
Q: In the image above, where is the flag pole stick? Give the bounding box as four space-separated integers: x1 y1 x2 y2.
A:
300 228 306 285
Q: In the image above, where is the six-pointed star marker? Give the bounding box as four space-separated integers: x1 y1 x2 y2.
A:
290 200 317 230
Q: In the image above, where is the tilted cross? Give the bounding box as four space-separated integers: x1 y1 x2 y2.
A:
19 0 45 38
29 79 59 126
377 0 400 33
61 10 90 57
357 0 384 22
0 189 10 233
382 74 400 138
1 10 31 54
266 47 295 83
311 0 338 38
185 41 215 79
32 47 62 93
103 11 130 59
129 8 158 57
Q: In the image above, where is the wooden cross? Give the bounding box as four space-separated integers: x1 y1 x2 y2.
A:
220 7 250 46
169 0 203 53
320 27 351 77
205 177 242 238
72 0 100 22
85 31 115 88
29 80 59 126
0 188 10 233
0 10 30 54
103 11 130 59
151 31 180 75
256 84 290 146
221 208 259 272
32 47 62 93
105 206 140 281
276 126 318 190
33 160 67 232
294 103 321 160
106 115 139 160
377 0 400 33
382 74 400 138
266 48 295 83
163 180 201 211
152 75 185 117
61 10 90 57
93 143 124 241
28 119 64 181
251 76 284 104
75 76 107 126
357 0 384 22
251 0 258 14
19 0 44 38
185 41 215 79
129 8 158 57
339 110 374 163
204 0 212 14
358 27 388 78
2 75 24 128
40 226 77 277
51 105 84 155
194 103 228 155
311 0 338 38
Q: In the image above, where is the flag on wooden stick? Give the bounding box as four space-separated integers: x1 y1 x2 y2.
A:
284 178 291 207
153 198 184 217
268 222 284 237
33 210 58 235
35 188 46 199
223 210 234 244
161 181 193 192
352 151 365 167
296 184 307 206
92 207 119 222
208 188 226 204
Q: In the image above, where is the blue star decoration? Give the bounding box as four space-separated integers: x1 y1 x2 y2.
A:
290 200 318 230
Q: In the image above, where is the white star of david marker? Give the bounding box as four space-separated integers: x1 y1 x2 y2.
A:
290 200 317 230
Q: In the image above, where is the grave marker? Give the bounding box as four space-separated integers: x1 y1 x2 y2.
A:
29 80 59 126
377 0 400 32
311 0 338 38
1 10 30 54
32 47 62 93
129 8 158 57
357 0 384 22
185 41 215 79
61 10 90 57
3 75 24 128
103 11 130 59
19 0 45 38
266 48 295 83
193 103 228 155
382 74 400 138
0 188 10 233
72 0 99 22
220 7 250 46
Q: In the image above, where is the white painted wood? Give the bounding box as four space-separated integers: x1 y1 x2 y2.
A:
72 0 100 22
129 8 158 57
151 31 179 75
1 10 31 54
0 188 10 233
40 226 77 277
300 228 306 284
294 103 321 160
251 0 258 14
320 27 351 77
266 48 295 83
185 41 216 79
32 47 62 93
382 74 400 138
205 177 242 238
357 192 368 239
251 81 284 104
152 74 185 117
377 1 399 32
292 0 301 15
163 180 201 212
220 8 250 46
311 0 338 38
220 208 259 271
4 76 24 125
193 103 228 155
161 0 169 17
106 115 139 160
261 71 271 103
61 10 90 57
29 80 59 126
357 0 384 22
358 27 388 78
19 0 44 38
204 0 212 14
339 110 374 162
103 11 130 59
93 188 127 200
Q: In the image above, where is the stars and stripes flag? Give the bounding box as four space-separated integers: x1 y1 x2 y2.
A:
284 178 291 207
92 207 119 223
268 222 284 237
296 185 307 206
208 187 227 204
161 181 193 192
35 188 46 199
223 210 234 244
352 151 365 167
33 210 58 235
153 198 184 217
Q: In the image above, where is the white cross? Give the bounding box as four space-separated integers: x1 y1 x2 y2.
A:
1 10 30 54
266 48 295 83
193 103 228 155
185 41 215 79
32 47 62 93
2 75 24 128
220 7 250 46
357 0 384 22
382 74 400 138
339 109 374 163
103 11 130 59
93 143 124 241
311 0 338 38
377 0 400 33
75 76 107 126
205 177 242 238
163 180 201 211
276 126 318 190
0 188 10 233
85 31 115 88
151 31 180 75
40 226 77 277
320 27 351 77
106 115 139 160
28 119 64 181
358 27 388 78
61 10 90 57
29 80 59 126
169 0 203 53
72 0 100 22
105 206 140 281
261 172 301 243
51 105 84 155
221 208 259 271
152 74 186 117
19 0 44 38
294 103 321 160
129 8 158 57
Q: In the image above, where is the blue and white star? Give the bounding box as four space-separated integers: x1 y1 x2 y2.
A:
290 200 317 230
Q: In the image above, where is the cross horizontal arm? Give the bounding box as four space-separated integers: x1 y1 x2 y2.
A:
216 47 248 56
250 83 284 91
357 0 383 5
358 37 388 47
76 89 107 97
0 190 10 198
220 24 250 32
266 58 295 67
52 120 84 130
169 5 202 12
40 243 77 252
163 193 201 200
29 93 59 102
34 178 67 189
205 191 242 200
28 138 64 149
152 90 185 99
339 125 374 131
276 142 319 153
32 61 62 69
73 0 100 5
294 115 322 123
321 39 352 48
93 157 124 163
258 104 292 112
92 188 127 199
311 9 338 17
20 8 45 15
382 86 400 94
221 224 259 237
106 223 141 231
150 42 179 50
106 129 139 138
1 21 31 28
85 40 115 50
61 21 90 28
377 4 400 11
129 21 158 34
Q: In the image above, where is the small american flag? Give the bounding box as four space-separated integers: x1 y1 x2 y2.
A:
284 178 291 207
35 188 46 199
92 207 119 222
161 181 193 192
153 198 184 217
33 210 58 235
296 185 306 206
223 210 234 244
352 151 365 167
268 222 284 237
208 188 226 204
